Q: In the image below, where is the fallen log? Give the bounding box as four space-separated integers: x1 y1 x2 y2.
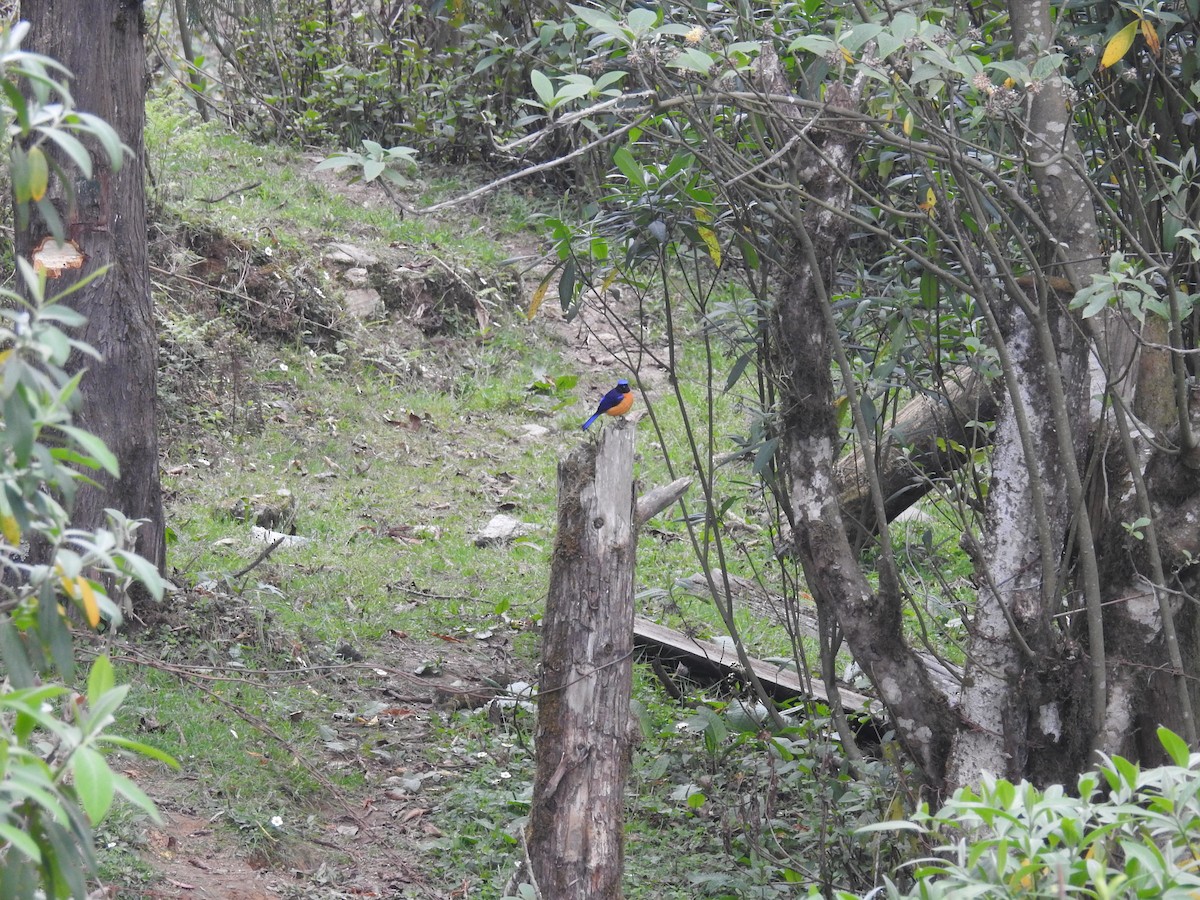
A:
633 616 872 712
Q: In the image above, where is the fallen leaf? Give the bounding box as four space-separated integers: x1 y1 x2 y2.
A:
400 807 429 824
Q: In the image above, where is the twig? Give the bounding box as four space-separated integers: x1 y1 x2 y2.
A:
231 533 287 580
197 181 262 204
418 110 654 214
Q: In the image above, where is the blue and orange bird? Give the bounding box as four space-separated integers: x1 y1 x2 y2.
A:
581 379 634 430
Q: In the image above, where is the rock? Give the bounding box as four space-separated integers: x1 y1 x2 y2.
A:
518 424 550 441
250 526 310 548
343 267 370 286
474 514 534 547
323 242 379 267
344 287 382 319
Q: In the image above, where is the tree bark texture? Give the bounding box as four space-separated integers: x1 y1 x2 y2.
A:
17 0 166 577
943 0 1116 787
761 71 958 789
528 423 637 899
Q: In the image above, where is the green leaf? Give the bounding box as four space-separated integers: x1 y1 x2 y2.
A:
110 771 164 823
473 53 501 76
96 736 180 773
87 655 115 706
557 257 577 311
627 7 657 35
855 819 927 834
0 617 36 688
1157 726 1191 767
81 684 130 737
10 144 30 203
530 69 555 107
54 425 119 476
114 550 165 600
668 47 715 74
788 35 836 57
37 125 92 178
71 745 115 823
0 822 41 863
686 790 706 809
361 158 385 182
2 78 30 134
70 111 126 169
612 146 643 186
40 588 75 681
725 351 754 391
313 154 360 172
569 4 626 41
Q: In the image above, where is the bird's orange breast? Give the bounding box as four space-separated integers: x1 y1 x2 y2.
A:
606 391 635 417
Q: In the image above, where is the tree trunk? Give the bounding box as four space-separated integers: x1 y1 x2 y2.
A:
16 0 165 583
527 423 637 899
758 56 959 787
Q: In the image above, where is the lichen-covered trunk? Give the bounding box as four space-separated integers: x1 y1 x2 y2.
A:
17 0 165 580
767 82 957 788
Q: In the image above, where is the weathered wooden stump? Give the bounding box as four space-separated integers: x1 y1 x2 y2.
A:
527 421 637 899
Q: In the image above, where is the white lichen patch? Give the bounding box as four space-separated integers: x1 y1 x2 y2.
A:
1038 703 1062 741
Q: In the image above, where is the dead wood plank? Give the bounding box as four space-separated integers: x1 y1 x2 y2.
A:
633 616 874 714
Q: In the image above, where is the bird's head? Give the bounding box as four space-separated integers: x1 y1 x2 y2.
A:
617 379 630 388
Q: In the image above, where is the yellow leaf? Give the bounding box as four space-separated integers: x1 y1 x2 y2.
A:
600 269 620 294
839 46 854 65
1141 18 1160 57
78 578 100 628
27 147 48 202
1100 20 1139 69
697 226 721 267
918 187 937 215
1003 77 1016 89
691 206 712 223
526 272 553 320
0 514 19 545
902 110 914 137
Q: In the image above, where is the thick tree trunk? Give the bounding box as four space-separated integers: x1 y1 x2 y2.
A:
760 63 958 787
527 424 637 899
17 1 166 582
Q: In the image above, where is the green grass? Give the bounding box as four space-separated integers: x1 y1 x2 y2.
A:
145 86 525 266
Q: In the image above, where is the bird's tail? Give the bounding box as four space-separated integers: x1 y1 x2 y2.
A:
581 413 600 431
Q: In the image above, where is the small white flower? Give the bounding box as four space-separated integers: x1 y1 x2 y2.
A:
270 816 284 828
499 771 512 779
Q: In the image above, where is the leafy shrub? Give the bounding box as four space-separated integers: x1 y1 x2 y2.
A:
851 728 1200 899
171 0 587 160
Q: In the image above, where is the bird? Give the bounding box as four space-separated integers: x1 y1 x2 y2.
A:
581 379 634 430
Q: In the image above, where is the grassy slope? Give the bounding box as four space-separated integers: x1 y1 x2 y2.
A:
93 88 956 898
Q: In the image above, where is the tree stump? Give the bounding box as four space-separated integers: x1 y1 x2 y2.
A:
527 422 637 899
